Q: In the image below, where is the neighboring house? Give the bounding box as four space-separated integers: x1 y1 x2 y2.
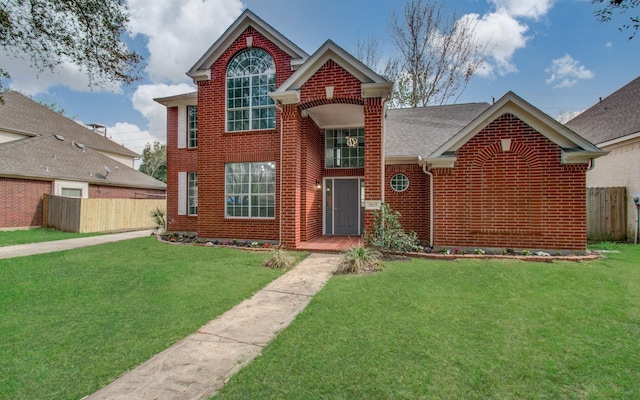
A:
0 92 166 229
566 76 640 242
156 9 604 252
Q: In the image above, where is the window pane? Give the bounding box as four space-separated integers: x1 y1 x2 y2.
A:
225 162 275 218
325 128 365 169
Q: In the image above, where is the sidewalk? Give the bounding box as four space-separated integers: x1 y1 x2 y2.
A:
83 253 341 400
0 230 153 259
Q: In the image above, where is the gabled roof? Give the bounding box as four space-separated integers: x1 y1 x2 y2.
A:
187 9 308 81
0 91 139 158
271 40 393 104
565 75 640 145
424 92 605 168
0 134 166 190
385 103 490 163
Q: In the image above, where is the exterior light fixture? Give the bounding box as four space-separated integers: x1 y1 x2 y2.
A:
316 180 322 190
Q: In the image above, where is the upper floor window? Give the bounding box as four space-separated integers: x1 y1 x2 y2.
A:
325 128 365 168
187 105 197 148
226 48 276 131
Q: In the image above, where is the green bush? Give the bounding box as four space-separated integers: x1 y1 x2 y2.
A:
334 246 383 275
365 203 419 253
149 207 166 233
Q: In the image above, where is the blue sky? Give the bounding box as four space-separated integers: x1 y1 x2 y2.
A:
1 0 638 157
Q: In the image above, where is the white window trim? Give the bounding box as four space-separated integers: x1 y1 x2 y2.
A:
177 172 187 215
53 180 89 198
225 162 276 219
177 106 187 149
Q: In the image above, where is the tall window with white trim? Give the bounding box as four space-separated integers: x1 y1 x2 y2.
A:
226 49 276 131
187 172 198 215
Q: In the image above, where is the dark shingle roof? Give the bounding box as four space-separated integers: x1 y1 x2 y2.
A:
0 91 139 158
385 102 491 157
0 134 166 190
565 76 640 144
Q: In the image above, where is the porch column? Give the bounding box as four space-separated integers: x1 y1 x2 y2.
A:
363 97 384 236
280 104 302 248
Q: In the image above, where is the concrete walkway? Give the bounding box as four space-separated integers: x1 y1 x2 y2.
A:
83 252 341 400
0 230 154 259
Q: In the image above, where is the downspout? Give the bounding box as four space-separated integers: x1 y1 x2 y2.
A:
418 156 434 248
587 158 596 171
276 102 283 247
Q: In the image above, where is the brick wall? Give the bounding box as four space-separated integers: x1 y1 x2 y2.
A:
433 114 588 251
165 106 198 232
384 164 429 240
0 177 51 228
301 117 323 241
195 27 293 241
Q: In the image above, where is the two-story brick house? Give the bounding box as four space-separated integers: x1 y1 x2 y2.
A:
156 10 604 252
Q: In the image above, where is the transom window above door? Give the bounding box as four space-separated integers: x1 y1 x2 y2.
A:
325 128 364 168
226 48 276 131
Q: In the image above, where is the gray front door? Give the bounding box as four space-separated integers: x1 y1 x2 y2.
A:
333 179 360 235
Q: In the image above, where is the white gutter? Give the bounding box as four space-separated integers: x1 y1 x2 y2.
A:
418 156 434 248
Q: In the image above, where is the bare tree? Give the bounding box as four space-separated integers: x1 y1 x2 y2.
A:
0 0 142 95
353 34 382 71
386 0 489 108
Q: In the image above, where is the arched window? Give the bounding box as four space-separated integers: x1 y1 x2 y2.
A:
226 48 276 131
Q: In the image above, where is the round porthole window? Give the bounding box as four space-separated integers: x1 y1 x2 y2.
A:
390 173 409 192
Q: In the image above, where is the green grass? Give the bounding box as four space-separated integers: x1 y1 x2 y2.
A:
217 243 640 399
0 228 103 247
0 237 306 399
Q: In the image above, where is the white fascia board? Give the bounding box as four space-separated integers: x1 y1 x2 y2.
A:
426 156 457 169
269 90 300 105
362 82 394 99
597 131 640 148
154 92 198 107
561 150 609 164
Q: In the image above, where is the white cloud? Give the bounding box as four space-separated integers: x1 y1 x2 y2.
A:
463 10 530 77
127 0 244 83
1 51 121 96
489 0 554 19
545 54 594 89
556 110 583 124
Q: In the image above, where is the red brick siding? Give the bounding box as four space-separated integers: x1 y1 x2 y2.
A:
0 177 51 228
194 27 293 241
363 98 384 234
433 114 588 251
384 164 428 240
301 117 323 241
299 60 363 104
165 106 198 232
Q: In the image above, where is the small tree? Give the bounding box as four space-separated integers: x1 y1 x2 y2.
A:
139 142 166 183
365 203 420 253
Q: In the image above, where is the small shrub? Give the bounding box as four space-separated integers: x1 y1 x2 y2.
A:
334 246 383 275
264 248 294 269
149 207 166 233
365 203 419 253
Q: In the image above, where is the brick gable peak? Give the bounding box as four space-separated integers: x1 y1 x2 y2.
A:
271 40 393 105
422 91 606 169
187 9 308 82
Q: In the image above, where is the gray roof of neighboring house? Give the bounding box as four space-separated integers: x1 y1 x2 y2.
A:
0 134 166 190
385 102 491 158
0 91 139 158
565 76 640 144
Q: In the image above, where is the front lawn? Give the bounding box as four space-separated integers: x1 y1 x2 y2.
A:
217 244 640 399
0 227 102 247
0 237 305 399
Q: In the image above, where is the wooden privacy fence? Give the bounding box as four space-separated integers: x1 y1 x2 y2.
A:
44 194 166 233
586 187 627 242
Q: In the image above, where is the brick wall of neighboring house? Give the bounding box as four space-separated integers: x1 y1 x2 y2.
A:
165 106 198 232
384 164 429 241
0 177 51 228
195 27 294 241
88 185 166 199
432 113 588 251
